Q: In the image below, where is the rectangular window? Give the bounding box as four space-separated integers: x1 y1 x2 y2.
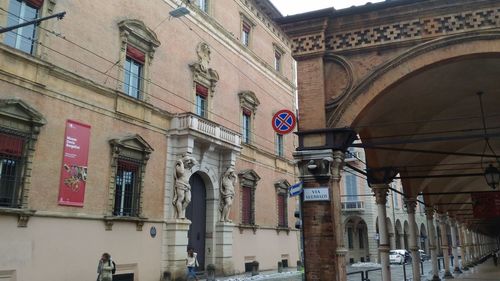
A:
0 132 25 208
195 84 208 117
393 190 399 208
241 186 252 224
276 134 284 157
274 51 282 72
359 228 364 249
114 159 141 217
197 0 208 12
242 22 251 47
345 174 358 201
347 227 354 249
277 193 287 227
4 0 40 54
123 46 144 99
242 109 251 144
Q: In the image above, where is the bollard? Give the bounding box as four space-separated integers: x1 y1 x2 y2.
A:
206 264 216 281
402 262 407 281
297 260 303 271
420 260 424 274
162 271 171 281
278 261 283 273
252 261 259 276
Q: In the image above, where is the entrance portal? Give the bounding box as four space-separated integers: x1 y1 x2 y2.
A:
186 173 207 270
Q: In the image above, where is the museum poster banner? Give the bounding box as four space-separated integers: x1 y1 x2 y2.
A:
471 192 500 219
58 120 91 206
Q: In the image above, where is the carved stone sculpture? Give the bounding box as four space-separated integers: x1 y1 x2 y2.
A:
219 166 236 222
173 154 197 219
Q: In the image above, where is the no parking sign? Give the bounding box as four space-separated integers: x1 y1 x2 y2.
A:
272 109 296 134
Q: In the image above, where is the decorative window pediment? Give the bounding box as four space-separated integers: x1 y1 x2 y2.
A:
118 19 160 56
238 169 260 187
0 99 46 131
109 134 154 157
274 179 290 192
189 42 219 96
238 91 260 115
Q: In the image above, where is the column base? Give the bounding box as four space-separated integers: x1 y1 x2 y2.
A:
431 274 441 281
215 222 235 276
453 267 462 274
443 271 454 279
164 219 192 280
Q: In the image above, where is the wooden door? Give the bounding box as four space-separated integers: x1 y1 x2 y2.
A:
186 173 206 270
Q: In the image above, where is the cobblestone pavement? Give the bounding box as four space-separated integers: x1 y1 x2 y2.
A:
204 260 440 281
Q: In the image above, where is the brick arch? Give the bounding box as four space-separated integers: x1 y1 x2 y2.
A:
329 30 500 128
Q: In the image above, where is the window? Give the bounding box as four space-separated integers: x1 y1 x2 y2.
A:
108 135 153 222
238 91 260 145
242 21 251 47
4 0 41 54
196 0 208 13
345 174 358 201
118 19 160 101
242 109 251 144
238 169 260 226
114 159 141 216
123 46 144 99
276 134 284 157
347 227 354 249
241 186 252 225
274 51 282 72
358 228 365 249
0 99 45 221
195 84 208 118
0 132 26 208
277 193 287 227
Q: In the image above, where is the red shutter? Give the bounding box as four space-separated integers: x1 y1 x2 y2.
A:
0 133 24 157
117 159 139 172
242 108 252 116
278 194 285 226
126 45 145 64
242 187 251 224
243 22 251 33
25 0 44 9
275 51 281 60
196 84 209 98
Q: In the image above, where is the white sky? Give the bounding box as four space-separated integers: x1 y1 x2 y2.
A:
271 0 385 16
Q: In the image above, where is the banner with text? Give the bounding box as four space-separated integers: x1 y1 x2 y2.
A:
58 120 91 206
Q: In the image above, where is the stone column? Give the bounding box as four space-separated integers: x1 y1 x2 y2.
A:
405 198 421 281
425 207 440 281
439 214 454 279
215 222 235 275
469 230 477 264
294 149 347 281
449 218 462 273
458 224 469 271
372 185 392 281
164 219 192 279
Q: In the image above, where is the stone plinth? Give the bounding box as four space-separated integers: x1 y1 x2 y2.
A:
165 219 191 280
215 222 235 276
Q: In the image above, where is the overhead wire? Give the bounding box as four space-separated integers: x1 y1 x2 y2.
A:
0 7 298 156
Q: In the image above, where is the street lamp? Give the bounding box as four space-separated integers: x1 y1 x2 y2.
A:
484 164 500 190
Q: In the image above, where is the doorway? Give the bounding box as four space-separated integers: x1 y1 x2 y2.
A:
186 172 207 270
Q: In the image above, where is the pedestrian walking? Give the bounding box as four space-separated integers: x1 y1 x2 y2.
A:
97 252 116 281
186 247 200 281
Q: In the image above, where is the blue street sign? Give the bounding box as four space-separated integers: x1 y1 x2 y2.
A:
289 182 303 197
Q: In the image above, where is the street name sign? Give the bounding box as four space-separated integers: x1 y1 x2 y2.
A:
303 187 330 202
289 182 303 197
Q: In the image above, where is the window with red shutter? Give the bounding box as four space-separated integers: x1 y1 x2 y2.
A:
242 21 251 46
0 131 26 208
278 194 287 227
114 158 141 217
241 186 252 224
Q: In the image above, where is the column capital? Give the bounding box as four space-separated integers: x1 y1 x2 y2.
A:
425 207 435 219
404 198 417 214
293 149 342 182
372 184 389 205
437 213 449 225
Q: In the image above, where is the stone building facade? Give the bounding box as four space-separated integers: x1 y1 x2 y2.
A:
0 0 299 280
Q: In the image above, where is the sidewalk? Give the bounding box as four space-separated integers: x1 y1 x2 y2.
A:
199 268 303 281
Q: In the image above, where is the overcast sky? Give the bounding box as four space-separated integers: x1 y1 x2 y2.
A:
271 0 385 16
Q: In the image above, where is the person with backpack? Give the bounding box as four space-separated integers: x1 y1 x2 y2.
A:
186 247 199 281
97 252 116 281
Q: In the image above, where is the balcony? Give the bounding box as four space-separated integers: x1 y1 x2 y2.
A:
170 113 241 150
341 201 365 212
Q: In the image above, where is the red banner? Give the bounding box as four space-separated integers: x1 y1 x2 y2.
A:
58 120 91 206
472 192 500 218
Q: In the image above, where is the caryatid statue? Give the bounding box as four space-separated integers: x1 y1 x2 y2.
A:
172 154 197 219
219 166 236 222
